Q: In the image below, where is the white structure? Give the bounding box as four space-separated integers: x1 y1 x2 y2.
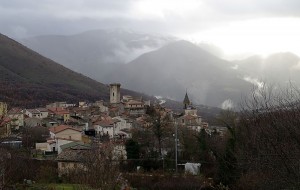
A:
185 162 201 175
113 116 132 131
25 108 48 119
49 125 82 141
94 116 131 139
94 121 115 138
48 125 83 153
79 101 88 108
110 83 121 104
113 116 133 138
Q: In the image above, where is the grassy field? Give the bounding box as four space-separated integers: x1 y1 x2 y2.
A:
24 183 89 190
48 184 75 190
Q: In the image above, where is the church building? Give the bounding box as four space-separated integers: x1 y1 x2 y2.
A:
179 92 205 132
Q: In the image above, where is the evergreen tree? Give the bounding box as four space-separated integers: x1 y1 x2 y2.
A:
125 139 140 160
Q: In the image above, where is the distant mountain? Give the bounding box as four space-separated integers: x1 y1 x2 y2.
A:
107 40 252 107
20 29 176 83
233 52 300 86
21 28 300 108
0 33 149 107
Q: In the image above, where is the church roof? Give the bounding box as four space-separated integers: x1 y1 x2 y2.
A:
183 92 191 105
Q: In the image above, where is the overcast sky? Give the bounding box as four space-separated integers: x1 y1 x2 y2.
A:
1 0 300 58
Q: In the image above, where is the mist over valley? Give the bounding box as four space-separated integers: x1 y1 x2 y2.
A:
18 29 300 108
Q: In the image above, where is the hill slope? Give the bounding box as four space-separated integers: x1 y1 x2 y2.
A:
0 33 141 107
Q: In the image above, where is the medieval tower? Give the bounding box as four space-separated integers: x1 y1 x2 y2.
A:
110 83 121 104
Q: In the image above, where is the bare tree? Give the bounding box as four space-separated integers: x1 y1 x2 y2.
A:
64 142 122 190
235 83 300 189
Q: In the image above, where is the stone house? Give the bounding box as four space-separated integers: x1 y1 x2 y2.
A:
7 108 24 130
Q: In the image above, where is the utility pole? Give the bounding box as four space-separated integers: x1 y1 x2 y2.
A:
113 123 115 142
175 120 178 173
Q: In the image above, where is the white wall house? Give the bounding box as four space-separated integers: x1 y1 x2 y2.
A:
113 116 133 138
36 108 49 118
25 108 49 119
113 116 132 130
94 122 115 138
94 117 132 139
48 125 83 154
49 125 82 141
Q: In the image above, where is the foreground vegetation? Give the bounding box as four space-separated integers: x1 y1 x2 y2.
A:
20 183 79 190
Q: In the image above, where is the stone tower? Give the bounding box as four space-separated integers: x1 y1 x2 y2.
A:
110 83 121 104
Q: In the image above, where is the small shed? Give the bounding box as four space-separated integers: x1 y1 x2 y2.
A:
185 162 201 175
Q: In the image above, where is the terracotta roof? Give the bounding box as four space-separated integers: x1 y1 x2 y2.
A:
49 125 81 134
95 120 114 126
109 107 119 112
48 107 69 115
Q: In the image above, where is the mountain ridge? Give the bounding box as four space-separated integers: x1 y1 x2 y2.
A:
0 33 150 107
20 29 176 83
107 40 252 107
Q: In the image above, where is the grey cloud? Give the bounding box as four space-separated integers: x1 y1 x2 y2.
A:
1 0 300 39
203 0 300 18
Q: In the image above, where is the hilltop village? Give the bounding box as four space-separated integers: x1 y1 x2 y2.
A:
0 83 227 186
